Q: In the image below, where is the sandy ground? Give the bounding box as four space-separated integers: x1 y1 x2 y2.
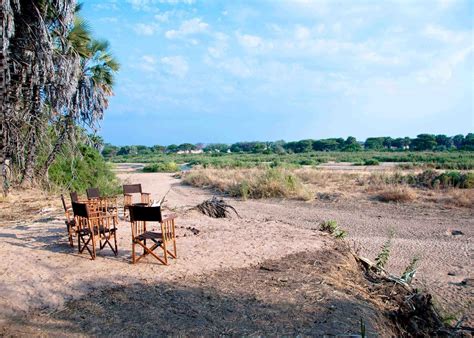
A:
0 172 473 333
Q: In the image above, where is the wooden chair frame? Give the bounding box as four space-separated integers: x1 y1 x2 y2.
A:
123 184 151 217
61 194 77 247
129 206 177 265
72 201 118 260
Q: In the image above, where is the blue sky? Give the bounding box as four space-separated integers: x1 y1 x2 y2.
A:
82 0 473 146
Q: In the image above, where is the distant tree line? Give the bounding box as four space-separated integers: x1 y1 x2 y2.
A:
103 133 474 158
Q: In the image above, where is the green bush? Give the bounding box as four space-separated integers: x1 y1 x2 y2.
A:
143 161 179 173
49 144 121 195
364 159 380 166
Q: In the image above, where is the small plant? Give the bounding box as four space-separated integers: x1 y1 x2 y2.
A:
375 229 394 270
360 318 366 338
319 220 347 239
401 255 419 284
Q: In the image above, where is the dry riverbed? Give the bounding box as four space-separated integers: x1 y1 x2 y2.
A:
0 172 472 335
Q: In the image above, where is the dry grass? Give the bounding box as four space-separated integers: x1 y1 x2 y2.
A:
182 167 474 208
0 189 61 225
374 187 417 203
439 189 474 208
182 168 313 200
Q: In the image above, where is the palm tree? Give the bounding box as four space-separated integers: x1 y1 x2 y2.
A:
39 35 119 177
1 0 78 191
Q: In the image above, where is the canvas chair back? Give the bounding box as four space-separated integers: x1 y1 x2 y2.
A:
123 184 142 194
86 187 101 199
72 201 90 219
70 191 79 203
129 205 162 238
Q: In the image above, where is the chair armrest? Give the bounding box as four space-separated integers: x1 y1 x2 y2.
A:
141 192 151 196
162 213 177 221
124 193 133 197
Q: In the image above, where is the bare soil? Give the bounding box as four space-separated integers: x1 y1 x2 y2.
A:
0 172 472 335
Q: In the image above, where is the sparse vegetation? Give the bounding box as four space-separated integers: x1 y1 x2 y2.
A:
375 187 416 203
105 147 474 170
375 229 394 270
143 161 179 173
182 168 312 200
401 256 420 284
319 220 347 239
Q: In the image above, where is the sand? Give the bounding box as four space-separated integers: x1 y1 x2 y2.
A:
0 172 472 332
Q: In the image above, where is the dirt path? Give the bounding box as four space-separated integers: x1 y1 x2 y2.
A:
0 172 472 333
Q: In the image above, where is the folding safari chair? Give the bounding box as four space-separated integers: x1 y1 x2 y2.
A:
123 184 151 217
72 201 118 260
86 187 118 222
86 187 101 199
61 194 77 247
129 205 177 265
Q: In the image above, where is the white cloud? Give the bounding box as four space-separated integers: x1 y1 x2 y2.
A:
207 32 229 58
236 32 263 49
423 24 467 43
416 46 473 83
161 56 189 78
155 12 170 23
134 23 159 36
294 25 311 41
137 55 158 72
127 0 195 10
215 58 254 78
165 18 209 39
437 0 457 9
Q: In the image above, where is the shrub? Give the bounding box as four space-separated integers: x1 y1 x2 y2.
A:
375 187 416 203
364 159 380 166
143 161 179 173
49 144 121 195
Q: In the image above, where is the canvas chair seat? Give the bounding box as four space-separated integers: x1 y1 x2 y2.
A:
136 231 163 241
78 225 117 236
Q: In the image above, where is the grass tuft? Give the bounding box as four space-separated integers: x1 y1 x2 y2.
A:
375 187 416 203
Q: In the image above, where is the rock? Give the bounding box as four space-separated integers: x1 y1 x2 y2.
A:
445 229 464 236
460 278 473 287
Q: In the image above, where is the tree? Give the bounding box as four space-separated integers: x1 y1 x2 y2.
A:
166 144 178 153
1 2 119 192
177 143 197 152
151 145 166 153
204 143 229 152
452 134 465 149
411 134 437 151
365 137 385 150
284 140 312 153
342 136 362 151
435 134 453 149
102 144 119 158
463 133 474 150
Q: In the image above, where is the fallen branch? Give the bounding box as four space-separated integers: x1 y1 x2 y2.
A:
194 196 241 218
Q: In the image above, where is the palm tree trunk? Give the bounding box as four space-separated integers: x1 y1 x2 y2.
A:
38 112 74 179
21 85 42 187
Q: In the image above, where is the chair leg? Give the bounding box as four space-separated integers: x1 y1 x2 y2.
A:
132 241 136 264
113 231 118 256
162 242 168 265
91 237 96 260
